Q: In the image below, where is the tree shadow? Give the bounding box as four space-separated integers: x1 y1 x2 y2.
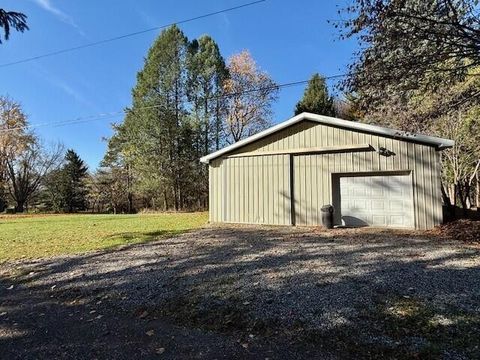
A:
1 226 479 359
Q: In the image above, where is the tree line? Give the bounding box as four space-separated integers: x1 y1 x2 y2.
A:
100 26 279 213
0 25 281 213
1 0 479 215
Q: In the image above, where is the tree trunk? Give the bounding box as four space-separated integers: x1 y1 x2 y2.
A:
441 182 452 207
163 190 168 211
457 182 468 216
204 96 209 156
126 163 133 213
477 171 480 211
452 184 458 207
16 201 25 213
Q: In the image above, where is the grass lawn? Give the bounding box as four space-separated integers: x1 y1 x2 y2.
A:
0 212 207 262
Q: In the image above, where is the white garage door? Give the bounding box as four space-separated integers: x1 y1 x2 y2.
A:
339 174 414 228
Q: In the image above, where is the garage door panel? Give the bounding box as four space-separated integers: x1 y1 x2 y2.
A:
371 200 385 210
389 200 404 211
372 215 387 226
390 215 405 226
371 188 384 197
340 174 414 228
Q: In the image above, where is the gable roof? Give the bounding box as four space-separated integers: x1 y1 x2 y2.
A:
200 112 455 164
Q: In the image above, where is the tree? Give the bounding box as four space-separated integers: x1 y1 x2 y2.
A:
294 73 335 116
106 25 192 211
62 149 89 212
186 35 228 208
0 96 33 211
105 26 242 211
187 35 229 153
223 50 278 143
88 168 130 214
102 130 135 213
334 93 363 121
0 8 28 43
42 168 67 212
42 149 89 213
338 0 480 110
434 110 480 211
5 141 63 212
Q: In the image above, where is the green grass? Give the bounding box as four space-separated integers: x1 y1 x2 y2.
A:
0 212 208 262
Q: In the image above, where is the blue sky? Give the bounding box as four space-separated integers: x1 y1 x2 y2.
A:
0 0 357 168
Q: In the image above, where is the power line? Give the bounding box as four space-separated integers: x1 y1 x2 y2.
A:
17 70 480 133
0 73 348 133
18 69 480 133
0 0 266 68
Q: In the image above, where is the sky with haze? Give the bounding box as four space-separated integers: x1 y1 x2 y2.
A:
0 0 357 168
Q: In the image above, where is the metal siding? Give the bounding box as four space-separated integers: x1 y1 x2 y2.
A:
208 121 443 229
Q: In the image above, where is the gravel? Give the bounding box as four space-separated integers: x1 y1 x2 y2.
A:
1 225 479 359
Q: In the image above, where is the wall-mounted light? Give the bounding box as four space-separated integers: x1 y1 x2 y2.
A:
378 146 395 157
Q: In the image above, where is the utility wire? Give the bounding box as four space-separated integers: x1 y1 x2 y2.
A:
6 69 478 133
0 0 266 68
0 74 348 133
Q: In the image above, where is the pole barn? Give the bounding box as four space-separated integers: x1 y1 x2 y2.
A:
201 113 454 230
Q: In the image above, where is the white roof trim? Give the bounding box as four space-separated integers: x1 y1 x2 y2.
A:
200 113 455 163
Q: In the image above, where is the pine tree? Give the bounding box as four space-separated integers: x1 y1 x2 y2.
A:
187 35 228 154
187 35 228 208
62 149 88 212
294 73 335 116
109 25 190 210
0 8 28 43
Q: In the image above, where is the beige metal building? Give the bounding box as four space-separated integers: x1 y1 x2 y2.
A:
200 113 454 230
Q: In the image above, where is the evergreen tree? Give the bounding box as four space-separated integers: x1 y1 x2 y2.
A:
187 35 228 154
62 149 88 212
186 35 228 208
109 25 191 210
294 73 335 116
0 8 28 43
103 26 275 211
43 168 68 212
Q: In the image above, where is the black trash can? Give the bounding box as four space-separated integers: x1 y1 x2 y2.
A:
321 205 334 229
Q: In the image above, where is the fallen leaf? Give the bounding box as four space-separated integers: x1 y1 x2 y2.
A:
156 347 165 354
146 330 155 337
139 310 149 319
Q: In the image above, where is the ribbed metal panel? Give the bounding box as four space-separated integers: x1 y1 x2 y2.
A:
210 155 290 225
208 120 443 229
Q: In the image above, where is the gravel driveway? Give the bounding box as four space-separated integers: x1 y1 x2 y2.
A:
1 226 479 359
